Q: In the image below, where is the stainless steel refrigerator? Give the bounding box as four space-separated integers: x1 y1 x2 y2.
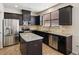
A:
3 19 19 47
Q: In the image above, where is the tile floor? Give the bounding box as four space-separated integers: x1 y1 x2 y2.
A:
0 43 63 55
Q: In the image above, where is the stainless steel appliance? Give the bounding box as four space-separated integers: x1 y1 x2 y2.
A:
49 35 58 49
3 19 19 47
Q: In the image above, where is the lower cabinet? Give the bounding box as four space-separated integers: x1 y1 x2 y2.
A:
26 40 42 55
32 30 72 55
58 36 72 55
20 37 27 55
32 30 49 45
48 35 72 55
20 36 42 55
41 32 49 45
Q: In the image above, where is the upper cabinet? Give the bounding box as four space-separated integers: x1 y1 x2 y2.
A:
22 10 31 21
22 10 31 25
42 5 73 26
19 14 23 25
59 5 73 25
4 12 23 25
4 12 22 19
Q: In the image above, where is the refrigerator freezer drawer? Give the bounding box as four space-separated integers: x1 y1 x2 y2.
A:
3 35 15 46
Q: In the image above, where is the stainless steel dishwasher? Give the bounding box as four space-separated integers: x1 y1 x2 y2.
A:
49 35 58 50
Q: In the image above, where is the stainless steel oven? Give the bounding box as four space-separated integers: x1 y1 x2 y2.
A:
49 35 58 50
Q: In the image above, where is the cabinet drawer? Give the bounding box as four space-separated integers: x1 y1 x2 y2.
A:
27 40 42 55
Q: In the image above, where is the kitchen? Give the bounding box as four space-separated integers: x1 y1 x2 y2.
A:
0 3 79 55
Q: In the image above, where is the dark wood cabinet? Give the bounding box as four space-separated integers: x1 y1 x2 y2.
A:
26 40 42 55
4 10 31 25
18 14 23 25
20 36 42 55
20 36 27 54
22 10 31 21
32 30 49 45
4 12 12 19
59 5 73 25
42 5 73 26
35 16 40 25
40 32 49 45
32 30 72 55
58 36 66 54
4 12 23 25
4 12 22 19
22 10 31 25
58 36 72 54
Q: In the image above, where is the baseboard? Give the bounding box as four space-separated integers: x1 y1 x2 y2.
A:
71 52 78 55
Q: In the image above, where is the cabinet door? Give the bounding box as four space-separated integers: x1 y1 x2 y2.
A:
22 10 31 21
43 33 49 45
27 40 42 55
4 13 12 19
4 13 20 19
32 31 49 45
20 37 27 55
59 5 72 25
58 36 66 54
19 15 23 25
38 31 49 45
23 14 30 21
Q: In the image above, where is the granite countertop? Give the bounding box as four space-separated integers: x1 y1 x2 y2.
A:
20 32 43 42
36 29 72 37
29 25 72 37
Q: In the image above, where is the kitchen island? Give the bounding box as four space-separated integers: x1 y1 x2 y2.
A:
20 32 43 55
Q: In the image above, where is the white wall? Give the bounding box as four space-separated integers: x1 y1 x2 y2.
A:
31 12 38 16
4 7 38 16
4 7 22 14
72 4 79 54
0 3 4 48
39 3 79 54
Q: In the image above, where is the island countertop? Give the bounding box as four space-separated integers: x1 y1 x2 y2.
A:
20 32 43 42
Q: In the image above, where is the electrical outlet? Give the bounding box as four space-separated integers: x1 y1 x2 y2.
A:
76 45 79 47
76 45 79 55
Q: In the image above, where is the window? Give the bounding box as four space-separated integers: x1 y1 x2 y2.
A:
42 10 59 27
50 10 59 26
43 13 50 26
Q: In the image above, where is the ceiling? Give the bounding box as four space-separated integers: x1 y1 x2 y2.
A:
3 3 58 13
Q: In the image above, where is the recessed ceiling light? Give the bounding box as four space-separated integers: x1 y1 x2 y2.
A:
15 5 18 8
